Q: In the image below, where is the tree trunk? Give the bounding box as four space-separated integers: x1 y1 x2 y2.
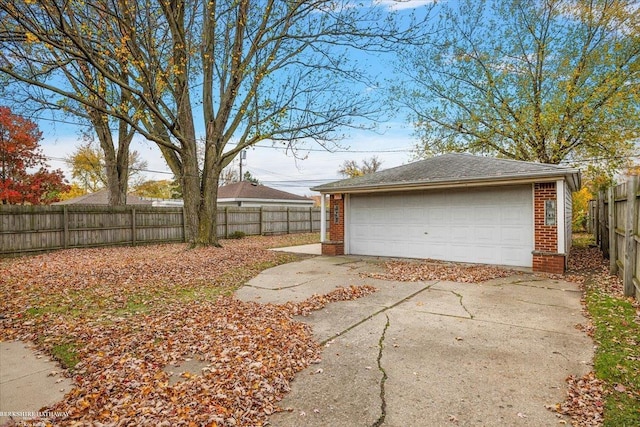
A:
90 112 131 206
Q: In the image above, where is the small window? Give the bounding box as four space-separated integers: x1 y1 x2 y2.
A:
545 200 556 226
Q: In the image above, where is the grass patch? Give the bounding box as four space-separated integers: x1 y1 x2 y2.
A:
167 254 299 303
573 232 596 249
51 342 80 370
585 284 640 426
25 302 84 318
23 288 116 320
266 232 320 248
174 285 231 302
113 298 151 316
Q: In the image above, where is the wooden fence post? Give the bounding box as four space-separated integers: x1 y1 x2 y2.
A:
182 207 187 242
599 191 606 255
259 207 264 235
608 187 617 274
131 208 137 246
309 207 313 232
286 208 290 234
225 206 229 238
592 200 597 243
63 206 69 249
624 176 638 297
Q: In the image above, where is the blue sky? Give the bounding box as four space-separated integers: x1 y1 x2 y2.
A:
30 0 437 196
37 116 418 196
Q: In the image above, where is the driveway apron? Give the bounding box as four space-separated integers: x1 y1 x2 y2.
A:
235 256 593 427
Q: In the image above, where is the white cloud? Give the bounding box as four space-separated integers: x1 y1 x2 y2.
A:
375 0 437 11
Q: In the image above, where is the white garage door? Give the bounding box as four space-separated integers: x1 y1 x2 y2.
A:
348 185 533 267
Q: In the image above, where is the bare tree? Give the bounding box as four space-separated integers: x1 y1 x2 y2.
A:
0 0 429 245
338 156 383 177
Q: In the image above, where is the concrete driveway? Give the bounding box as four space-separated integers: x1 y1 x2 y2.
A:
236 256 593 427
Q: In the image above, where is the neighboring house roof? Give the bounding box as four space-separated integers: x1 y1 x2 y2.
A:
217 181 313 204
53 189 153 205
312 153 581 193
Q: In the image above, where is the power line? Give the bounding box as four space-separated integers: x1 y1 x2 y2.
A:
45 154 335 185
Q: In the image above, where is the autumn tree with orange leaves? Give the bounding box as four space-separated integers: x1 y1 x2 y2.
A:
0 106 69 204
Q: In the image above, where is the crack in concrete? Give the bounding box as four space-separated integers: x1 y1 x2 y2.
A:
552 350 569 360
498 278 582 293
319 282 436 346
451 290 474 319
370 314 390 427
472 317 580 335
244 278 316 291
513 282 582 293
515 298 575 309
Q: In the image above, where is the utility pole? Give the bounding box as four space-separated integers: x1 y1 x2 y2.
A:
239 150 246 181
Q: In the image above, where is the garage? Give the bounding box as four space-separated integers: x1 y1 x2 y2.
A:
348 185 533 266
314 153 581 274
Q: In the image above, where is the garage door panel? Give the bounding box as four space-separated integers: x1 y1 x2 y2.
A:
500 226 527 244
426 207 448 224
406 226 427 242
501 206 529 225
451 226 471 240
348 186 533 267
451 244 497 263
405 207 424 222
501 246 531 265
472 226 500 244
425 227 449 243
419 243 448 259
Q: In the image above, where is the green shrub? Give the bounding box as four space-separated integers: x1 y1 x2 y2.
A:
227 231 246 239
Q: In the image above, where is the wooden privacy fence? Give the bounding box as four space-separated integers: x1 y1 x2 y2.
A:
0 205 326 257
592 175 639 299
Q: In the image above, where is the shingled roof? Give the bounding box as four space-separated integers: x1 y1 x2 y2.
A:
312 153 580 193
218 181 312 203
53 189 153 205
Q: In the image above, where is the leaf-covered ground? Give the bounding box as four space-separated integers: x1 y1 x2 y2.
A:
0 234 376 426
363 259 518 283
547 237 640 427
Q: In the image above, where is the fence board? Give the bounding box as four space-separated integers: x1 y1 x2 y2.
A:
593 176 639 299
0 205 326 257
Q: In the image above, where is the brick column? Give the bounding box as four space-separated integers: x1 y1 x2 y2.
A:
321 194 344 255
532 182 565 274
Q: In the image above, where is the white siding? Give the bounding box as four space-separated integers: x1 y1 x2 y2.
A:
565 180 573 254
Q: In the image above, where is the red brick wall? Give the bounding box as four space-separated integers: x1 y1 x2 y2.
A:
534 182 557 252
321 241 344 256
322 194 344 256
533 182 565 274
329 195 344 242
532 253 565 274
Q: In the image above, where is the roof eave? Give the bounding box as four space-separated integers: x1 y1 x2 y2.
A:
312 170 581 194
217 198 313 204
